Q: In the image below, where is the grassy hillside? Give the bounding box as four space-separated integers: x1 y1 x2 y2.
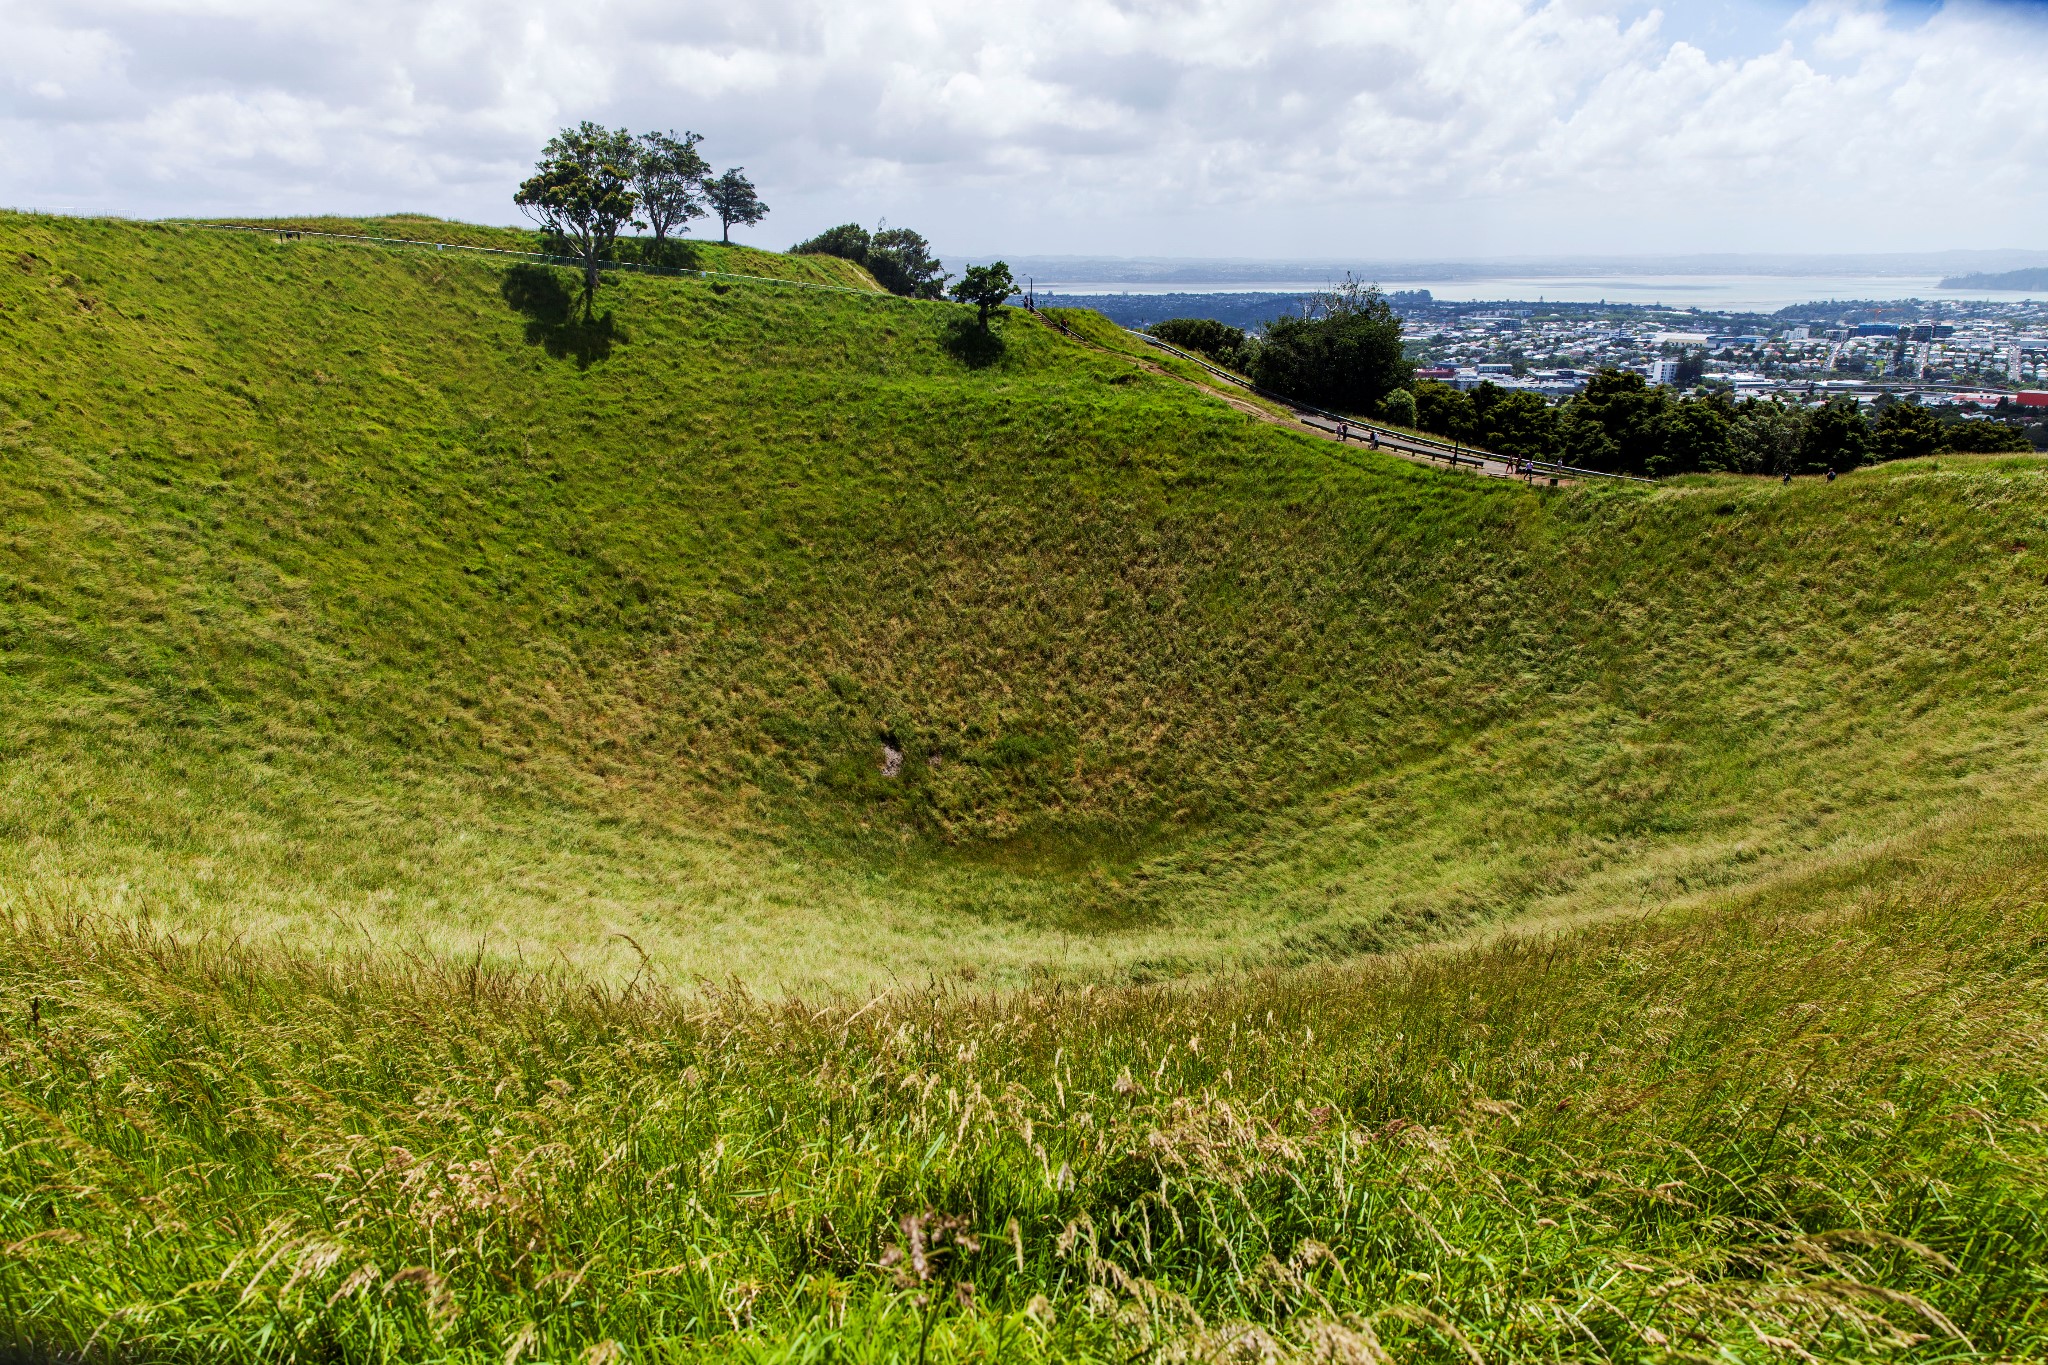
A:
6 211 2048 990
213 213 881 289
3 212 2048 1361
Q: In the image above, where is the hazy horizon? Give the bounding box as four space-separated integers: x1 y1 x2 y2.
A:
962 249 2048 279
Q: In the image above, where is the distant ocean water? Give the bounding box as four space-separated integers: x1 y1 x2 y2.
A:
1032 274 2048 310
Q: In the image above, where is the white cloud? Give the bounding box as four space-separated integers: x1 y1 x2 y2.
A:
0 0 2041 256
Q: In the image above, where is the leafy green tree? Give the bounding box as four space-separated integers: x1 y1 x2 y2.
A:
1378 387 1418 429
1248 283 1412 413
1561 370 1671 475
1149 318 1251 371
1803 396 1871 472
950 262 1015 329
515 122 640 317
1872 400 1942 462
706 168 768 243
1728 399 1806 475
633 130 709 256
1648 395 1732 476
791 223 871 260
1560 372 1740 475
1474 386 1559 460
868 227 950 300
792 223 948 298
1941 419 2031 453
1413 380 1473 442
1555 404 1620 470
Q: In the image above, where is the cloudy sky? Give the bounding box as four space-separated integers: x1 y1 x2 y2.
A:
3 0 2043 260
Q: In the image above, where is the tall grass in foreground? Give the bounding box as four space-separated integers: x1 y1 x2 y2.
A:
3 821 2045 1363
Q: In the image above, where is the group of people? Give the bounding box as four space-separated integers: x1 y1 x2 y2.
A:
1332 420 1379 450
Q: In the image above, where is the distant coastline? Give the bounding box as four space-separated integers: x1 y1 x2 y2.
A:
1939 268 2048 291
970 251 2048 311
1028 274 2048 312
972 249 2048 284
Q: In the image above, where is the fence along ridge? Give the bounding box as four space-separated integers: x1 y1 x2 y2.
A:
200 222 903 302
1112 321 1654 484
1032 308 1470 471
1130 322 1496 472
1036 310 1502 471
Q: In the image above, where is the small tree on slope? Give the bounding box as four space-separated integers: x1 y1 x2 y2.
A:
950 262 1015 330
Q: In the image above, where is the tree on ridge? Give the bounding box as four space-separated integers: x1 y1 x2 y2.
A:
706 169 768 244
791 223 871 261
515 122 639 317
634 130 710 257
792 222 950 298
1249 276 1412 415
867 226 950 299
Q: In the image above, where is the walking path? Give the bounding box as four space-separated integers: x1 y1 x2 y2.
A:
1032 309 1649 486
1293 411 1546 482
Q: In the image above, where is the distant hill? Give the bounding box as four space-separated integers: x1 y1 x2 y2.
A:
1939 267 2048 291
1037 289 1438 331
975 249 2048 286
1036 290 1308 330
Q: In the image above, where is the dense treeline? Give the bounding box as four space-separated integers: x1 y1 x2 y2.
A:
791 222 950 299
1410 372 2032 476
1148 317 1255 371
1147 279 1413 413
1250 293 1411 414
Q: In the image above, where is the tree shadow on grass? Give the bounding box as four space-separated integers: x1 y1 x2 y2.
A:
501 264 618 369
941 315 1006 370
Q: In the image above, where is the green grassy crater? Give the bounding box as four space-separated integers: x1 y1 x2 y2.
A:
6 213 2048 990
5 212 2048 1363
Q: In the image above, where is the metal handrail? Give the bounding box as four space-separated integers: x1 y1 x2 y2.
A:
1031 308 1491 470
1112 323 1657 484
